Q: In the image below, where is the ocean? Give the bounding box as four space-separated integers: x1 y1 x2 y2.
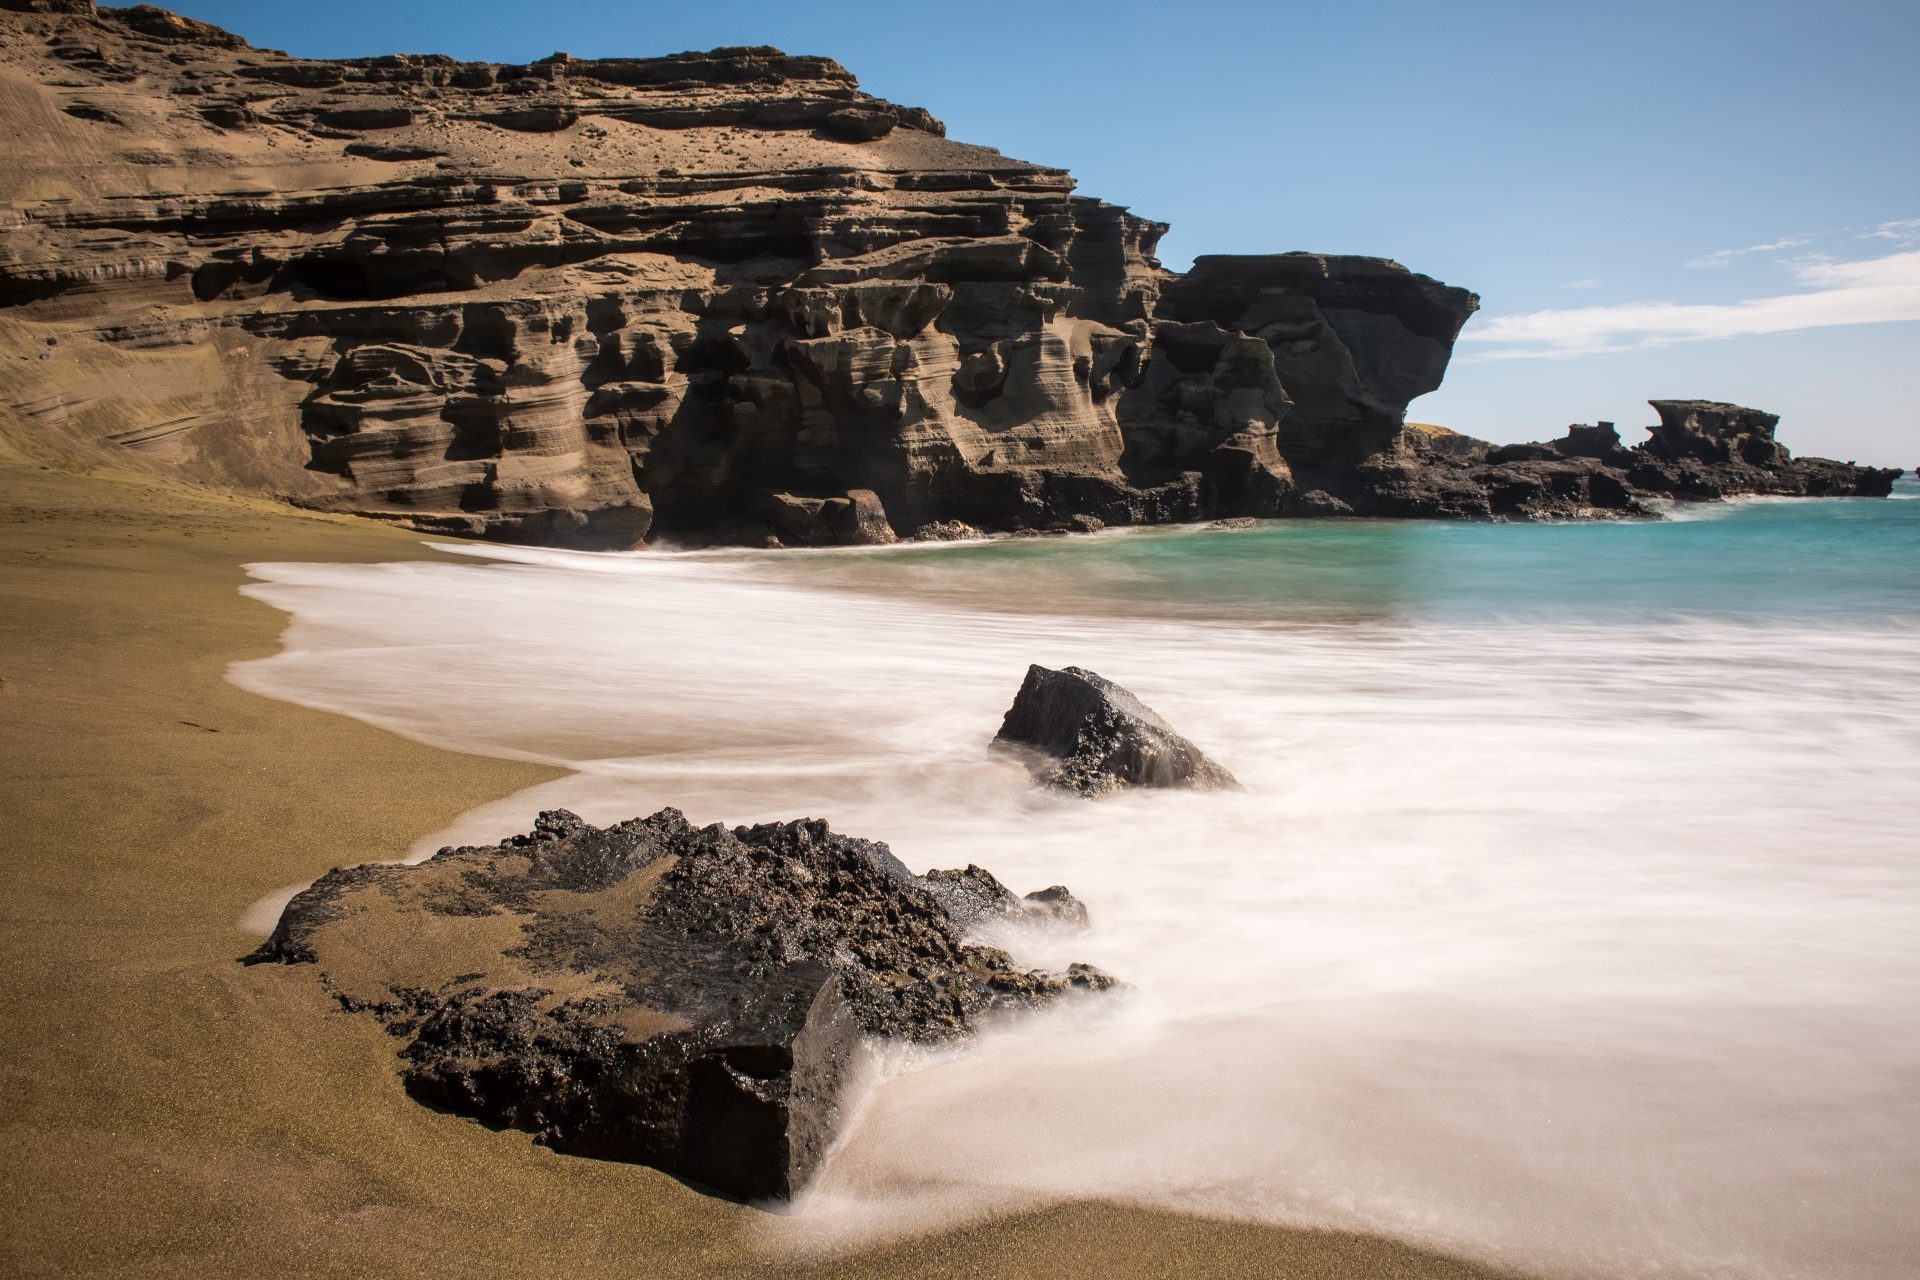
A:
232 478 1920 1280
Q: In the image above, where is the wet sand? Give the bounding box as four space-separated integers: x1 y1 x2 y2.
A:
0 459 1517 1279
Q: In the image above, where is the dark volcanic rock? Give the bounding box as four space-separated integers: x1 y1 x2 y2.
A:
1623 402 1900 499
1612 400 1891 497
1642 400 1783 464
1555 421 1635 465
918 863 1026 928
247 807 1113 1201
1297 489 1354 516
1021 885 1091 928
996 664 1239 796
748 487 898 546
911 519 985 541
1377 401 1899 519
1152 254 1479 488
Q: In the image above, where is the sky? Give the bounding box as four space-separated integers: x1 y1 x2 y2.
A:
152 1 1919 462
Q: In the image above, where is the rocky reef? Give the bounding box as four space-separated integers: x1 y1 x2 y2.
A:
0 2 1482 546
247 807 1112 1201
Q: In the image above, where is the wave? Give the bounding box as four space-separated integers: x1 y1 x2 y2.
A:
230 527 1920 1280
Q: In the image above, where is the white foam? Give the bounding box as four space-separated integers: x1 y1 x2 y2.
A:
230 542 1920 1280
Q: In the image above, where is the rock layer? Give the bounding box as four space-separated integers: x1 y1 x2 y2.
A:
247 807 1113 1201
996 664 1239 796
0 3 1480 546
0 7 1894 540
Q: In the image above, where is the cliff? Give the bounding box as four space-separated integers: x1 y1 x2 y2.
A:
0 2 1484 546
0 5 1892 546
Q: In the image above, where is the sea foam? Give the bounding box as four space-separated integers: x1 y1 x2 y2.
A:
231 498 1920 1280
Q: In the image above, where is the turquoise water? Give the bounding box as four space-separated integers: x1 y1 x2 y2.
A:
766 476 1920 623
233 484 1920 1280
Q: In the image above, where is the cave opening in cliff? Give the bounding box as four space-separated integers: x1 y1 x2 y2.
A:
284 257 457 302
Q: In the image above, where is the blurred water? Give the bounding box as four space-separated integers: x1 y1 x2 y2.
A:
232 482 1920 1280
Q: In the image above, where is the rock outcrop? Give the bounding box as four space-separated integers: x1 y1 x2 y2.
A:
1372 403 1901 520
246 807 1113 1201
0 7 1894 539
996 664 1239 796
920 862 1091 928
0 3 1482 546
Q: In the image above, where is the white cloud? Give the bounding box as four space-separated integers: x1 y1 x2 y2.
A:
1686 235 1815 269
1459 248 1920 361
1860 217 1920 243
1562 277 1601 290
1686 219 1920 269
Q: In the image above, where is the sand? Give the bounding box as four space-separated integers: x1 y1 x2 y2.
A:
0 458 1518 1279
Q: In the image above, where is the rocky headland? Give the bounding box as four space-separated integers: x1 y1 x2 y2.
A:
1389 400 1902 519
2 3 1893 548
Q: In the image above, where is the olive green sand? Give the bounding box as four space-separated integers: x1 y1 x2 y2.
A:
0 458 1519 1279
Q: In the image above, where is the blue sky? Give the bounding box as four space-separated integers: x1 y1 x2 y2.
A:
157 1 1919 462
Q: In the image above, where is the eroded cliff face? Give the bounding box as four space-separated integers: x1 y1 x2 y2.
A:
0 2 1481 545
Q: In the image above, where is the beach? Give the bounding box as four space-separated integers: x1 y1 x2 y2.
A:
2 4 1912 1276
216 483 1920 1280
0 457 1513 1279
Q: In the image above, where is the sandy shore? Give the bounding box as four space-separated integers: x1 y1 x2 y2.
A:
0 459 1519 1279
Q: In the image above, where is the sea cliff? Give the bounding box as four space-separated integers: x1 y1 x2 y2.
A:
0 3 1896 546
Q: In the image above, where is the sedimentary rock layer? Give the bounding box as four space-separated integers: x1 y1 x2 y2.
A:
0 6 1893 542
0 3 1483 545
248 807 1112 1200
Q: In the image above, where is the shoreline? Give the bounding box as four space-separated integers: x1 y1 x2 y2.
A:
0 460 1523 1279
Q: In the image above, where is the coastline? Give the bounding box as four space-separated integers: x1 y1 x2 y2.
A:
0 460 1522 1279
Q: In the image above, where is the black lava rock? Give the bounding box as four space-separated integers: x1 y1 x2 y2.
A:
995 664 1240 796
247 808 1113 1201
